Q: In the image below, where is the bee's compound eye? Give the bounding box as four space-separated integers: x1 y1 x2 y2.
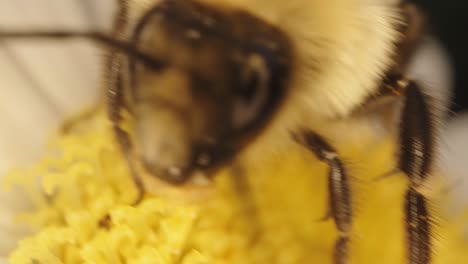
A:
232 54 270 130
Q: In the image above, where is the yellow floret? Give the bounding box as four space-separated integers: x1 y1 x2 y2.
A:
5 109 468 264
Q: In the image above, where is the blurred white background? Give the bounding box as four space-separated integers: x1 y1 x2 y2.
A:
0 0 467 262
0 0 116 174
0 0 116 260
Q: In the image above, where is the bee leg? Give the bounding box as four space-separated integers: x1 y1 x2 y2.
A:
373 168 401 182
293 131 352 264
108 56 145 205
398 80 434 188
97 68 144 229
405 187 431 264
334 236 350 264
317 208 332 222
389 74 434 264
107 0 145 203
113 125 145 204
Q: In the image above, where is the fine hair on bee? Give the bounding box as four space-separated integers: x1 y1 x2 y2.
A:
0 0 443 263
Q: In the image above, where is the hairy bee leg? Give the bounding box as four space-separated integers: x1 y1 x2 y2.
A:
295 131 352 232
107 0 146 205
398 81 434 188
293 131 352 264
113 125 145 204
317 209 332 222
405 187 431 264
108 51 145 205
390 76 435 264
328 158 352 264
109 91 146 205
334 236 350 264
373 168 401 182
98 80 144 226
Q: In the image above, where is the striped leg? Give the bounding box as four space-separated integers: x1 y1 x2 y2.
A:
385 73 435 264
294 131 352 264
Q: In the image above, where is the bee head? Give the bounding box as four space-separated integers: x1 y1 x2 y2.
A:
127 0 292 183
0 0 404 184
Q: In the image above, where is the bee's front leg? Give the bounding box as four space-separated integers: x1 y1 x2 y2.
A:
112 124 145 205
293 131 352 264
108 56 145 205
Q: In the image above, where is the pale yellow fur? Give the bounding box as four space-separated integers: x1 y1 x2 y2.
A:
197 0 401 117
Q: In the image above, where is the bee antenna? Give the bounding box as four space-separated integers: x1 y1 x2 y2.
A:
0 30 166 70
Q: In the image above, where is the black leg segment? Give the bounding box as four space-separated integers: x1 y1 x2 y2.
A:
333 236 349 264
387 75 435 264
293 131 352 264
399 81 435 188
113 125 145 204
405 187 431 264
400 81 435 264
107 47 145 205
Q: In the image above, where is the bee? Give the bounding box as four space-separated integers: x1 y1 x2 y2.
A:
0 0 441 263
